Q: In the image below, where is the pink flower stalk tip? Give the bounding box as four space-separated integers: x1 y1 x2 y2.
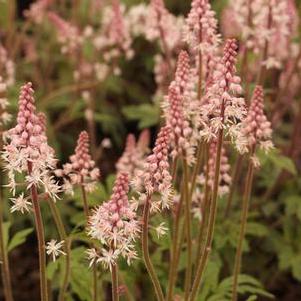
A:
61 131 100 193
174 50 191 93
165 85 193 163
200 39 246 146
3 82 60 201
88 172 139 269
135 126 172 212
243 86 273 153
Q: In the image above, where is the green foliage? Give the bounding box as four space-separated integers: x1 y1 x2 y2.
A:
7 228 34 253
123 104 160 129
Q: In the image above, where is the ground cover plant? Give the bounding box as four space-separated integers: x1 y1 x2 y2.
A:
0 0 301 300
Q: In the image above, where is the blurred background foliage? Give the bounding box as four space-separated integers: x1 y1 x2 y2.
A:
0 0 300 301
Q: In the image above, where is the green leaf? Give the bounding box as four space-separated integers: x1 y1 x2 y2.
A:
246 222 269 237
268 150 297 175
7 228 34 253
122 104 160 129
291 255 301 281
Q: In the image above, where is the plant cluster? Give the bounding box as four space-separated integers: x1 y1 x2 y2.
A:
0 1 301 301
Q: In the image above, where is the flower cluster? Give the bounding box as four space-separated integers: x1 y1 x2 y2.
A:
88 173 139 269
0 43 15 87
24 0 53 24
48 12 82 55
59 131 100 194
3 82 60 210
46 239 66 262
134 126 172 212
93 0 133 75
0 77 11 127
226 0 298 69
183 0 220 56
200 39 246 150
116 132 150 180
242 86 273 162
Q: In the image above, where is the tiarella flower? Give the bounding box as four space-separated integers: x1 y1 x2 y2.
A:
183 0 220 56
48 12 82 54
146 0 182 51
136 129 150 155
199 140 232 196
24 0 52 24
2 82 60 201
93 0 133 75
10 193 32 214
88 173 140 269
164 85 194 164
200 39 246 148
46 239 66 262
60 131 100 194
242 85 273 158
227 0 297 68
86 248 99 268
154 222 168 238
0 43 15 87
134 126 172 212
0 77 11 127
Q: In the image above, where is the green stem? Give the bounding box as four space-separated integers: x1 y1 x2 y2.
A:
30 180 48 301
142 196 165 301
189 128 224 301
224 155 243 218
231 156 255 301
111 263 119 301
183 158 192 300
166 191 184 301
80 185 98 301
195 145 210 264
189 142 204 200
81 185 90 218
47 200 71 301
0 196 14 301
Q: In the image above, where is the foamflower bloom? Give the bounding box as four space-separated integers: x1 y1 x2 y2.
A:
88 173 140 269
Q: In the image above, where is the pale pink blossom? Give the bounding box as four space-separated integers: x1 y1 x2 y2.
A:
200 39 246 149
242 86 273 154
48 12 82 54
60 131 100 193
88 173 139 269
2 82 60 201
134 126 172 211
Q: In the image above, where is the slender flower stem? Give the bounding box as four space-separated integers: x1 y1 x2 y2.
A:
171 157 178 183
189 128 224 301
166 186 184 301
195 145 210 263
80 184 98 301
224 155 243 218
28 163 48 301
81 184 90 218
0 196 14 301
256 1 272 85
47 200 71 301
183 158 192 300
142 196 165 301
0 136 14 301
232 155 255 301
111 263 119 301
189 142 204 199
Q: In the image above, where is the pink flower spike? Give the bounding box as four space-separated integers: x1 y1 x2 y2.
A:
88 173 139 269
243 86 273 153
3 82 60 200
136 126 173 211
62 131 100 193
